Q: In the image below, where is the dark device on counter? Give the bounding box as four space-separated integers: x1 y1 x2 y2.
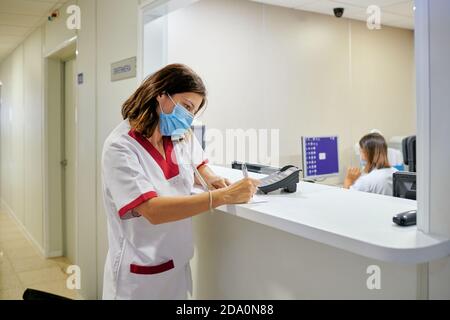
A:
258 165 301 194
393 210 417 227
231 161 280 175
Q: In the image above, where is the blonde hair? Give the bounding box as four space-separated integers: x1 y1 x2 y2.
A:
359 133 391 173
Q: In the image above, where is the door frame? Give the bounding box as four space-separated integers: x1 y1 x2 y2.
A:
0 82 2 200
43 36 78 258
0 80 3 198
137 0 199 82
62 57 78 264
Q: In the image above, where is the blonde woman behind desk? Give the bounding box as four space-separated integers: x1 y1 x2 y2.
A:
344 133 398 196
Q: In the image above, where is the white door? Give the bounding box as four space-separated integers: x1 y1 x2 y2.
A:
63 59 76 264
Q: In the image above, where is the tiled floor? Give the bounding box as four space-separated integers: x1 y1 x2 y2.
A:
0 209 82 300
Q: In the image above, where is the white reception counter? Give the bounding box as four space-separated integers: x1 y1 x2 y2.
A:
207 166 450 264
190 166 450 299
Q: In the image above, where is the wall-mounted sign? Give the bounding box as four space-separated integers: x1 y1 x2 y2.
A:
111 57 137 82
77 73 84 85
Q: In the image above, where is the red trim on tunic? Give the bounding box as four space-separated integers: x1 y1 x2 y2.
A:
118 191 158 218
128 129 179 180
196 159 209 170
130 260 175 275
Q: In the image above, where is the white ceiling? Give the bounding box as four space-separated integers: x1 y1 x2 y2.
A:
0 0 414 64
251 0 415 30
0 0 68 63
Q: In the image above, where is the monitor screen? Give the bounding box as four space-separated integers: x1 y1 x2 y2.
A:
302 136 339 179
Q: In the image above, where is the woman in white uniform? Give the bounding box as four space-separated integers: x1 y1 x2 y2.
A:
101 64 260 300
344 133 398 196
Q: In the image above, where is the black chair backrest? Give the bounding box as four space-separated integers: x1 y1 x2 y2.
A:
402 135 417 172
22 288 72 300
402 137 410 165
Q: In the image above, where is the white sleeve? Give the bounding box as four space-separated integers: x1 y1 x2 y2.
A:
102 142 158 220
350 176 371 193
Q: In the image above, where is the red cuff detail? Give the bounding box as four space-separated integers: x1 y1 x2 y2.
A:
196 159 209 170
118 191 158 218
130 260 175 275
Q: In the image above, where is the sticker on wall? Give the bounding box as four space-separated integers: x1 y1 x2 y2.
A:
111 57 137 82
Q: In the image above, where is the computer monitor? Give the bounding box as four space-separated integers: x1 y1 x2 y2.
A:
191 125 206 150
301 136 339 179
393 172 416 200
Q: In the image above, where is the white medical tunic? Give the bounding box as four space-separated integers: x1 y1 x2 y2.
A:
351 167 398 196
101 119 207 300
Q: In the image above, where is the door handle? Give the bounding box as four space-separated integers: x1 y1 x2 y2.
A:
60 159 68 167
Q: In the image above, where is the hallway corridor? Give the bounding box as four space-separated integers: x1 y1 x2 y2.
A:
0 210 82 300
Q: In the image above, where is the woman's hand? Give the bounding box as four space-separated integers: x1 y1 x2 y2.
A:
215 178 261 204
138 178 261 225
344 167 362 189
196 165 231 189
208 176 232 189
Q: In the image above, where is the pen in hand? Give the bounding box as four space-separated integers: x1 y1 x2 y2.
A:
242 163 249 179
192 163 212 191
241 163 260 200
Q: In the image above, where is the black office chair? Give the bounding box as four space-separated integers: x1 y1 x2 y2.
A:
393 171 417 200
22 288 72 300
402 136 416 173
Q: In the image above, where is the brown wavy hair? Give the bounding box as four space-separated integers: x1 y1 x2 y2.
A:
122 64 207 138
359 133 391 173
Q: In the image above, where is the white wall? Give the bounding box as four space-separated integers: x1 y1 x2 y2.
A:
95 0 141 298
425 0 450 239
0 27 45 253
43 0 76 56
74 0 100 301
426 0 450 299
415 0 450 299
164 0 416 180
0 46 23 223
23 28 45 247
144 15 168 75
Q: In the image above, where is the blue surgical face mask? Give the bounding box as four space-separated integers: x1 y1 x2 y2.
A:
360 158 368 169
159 94 194 139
